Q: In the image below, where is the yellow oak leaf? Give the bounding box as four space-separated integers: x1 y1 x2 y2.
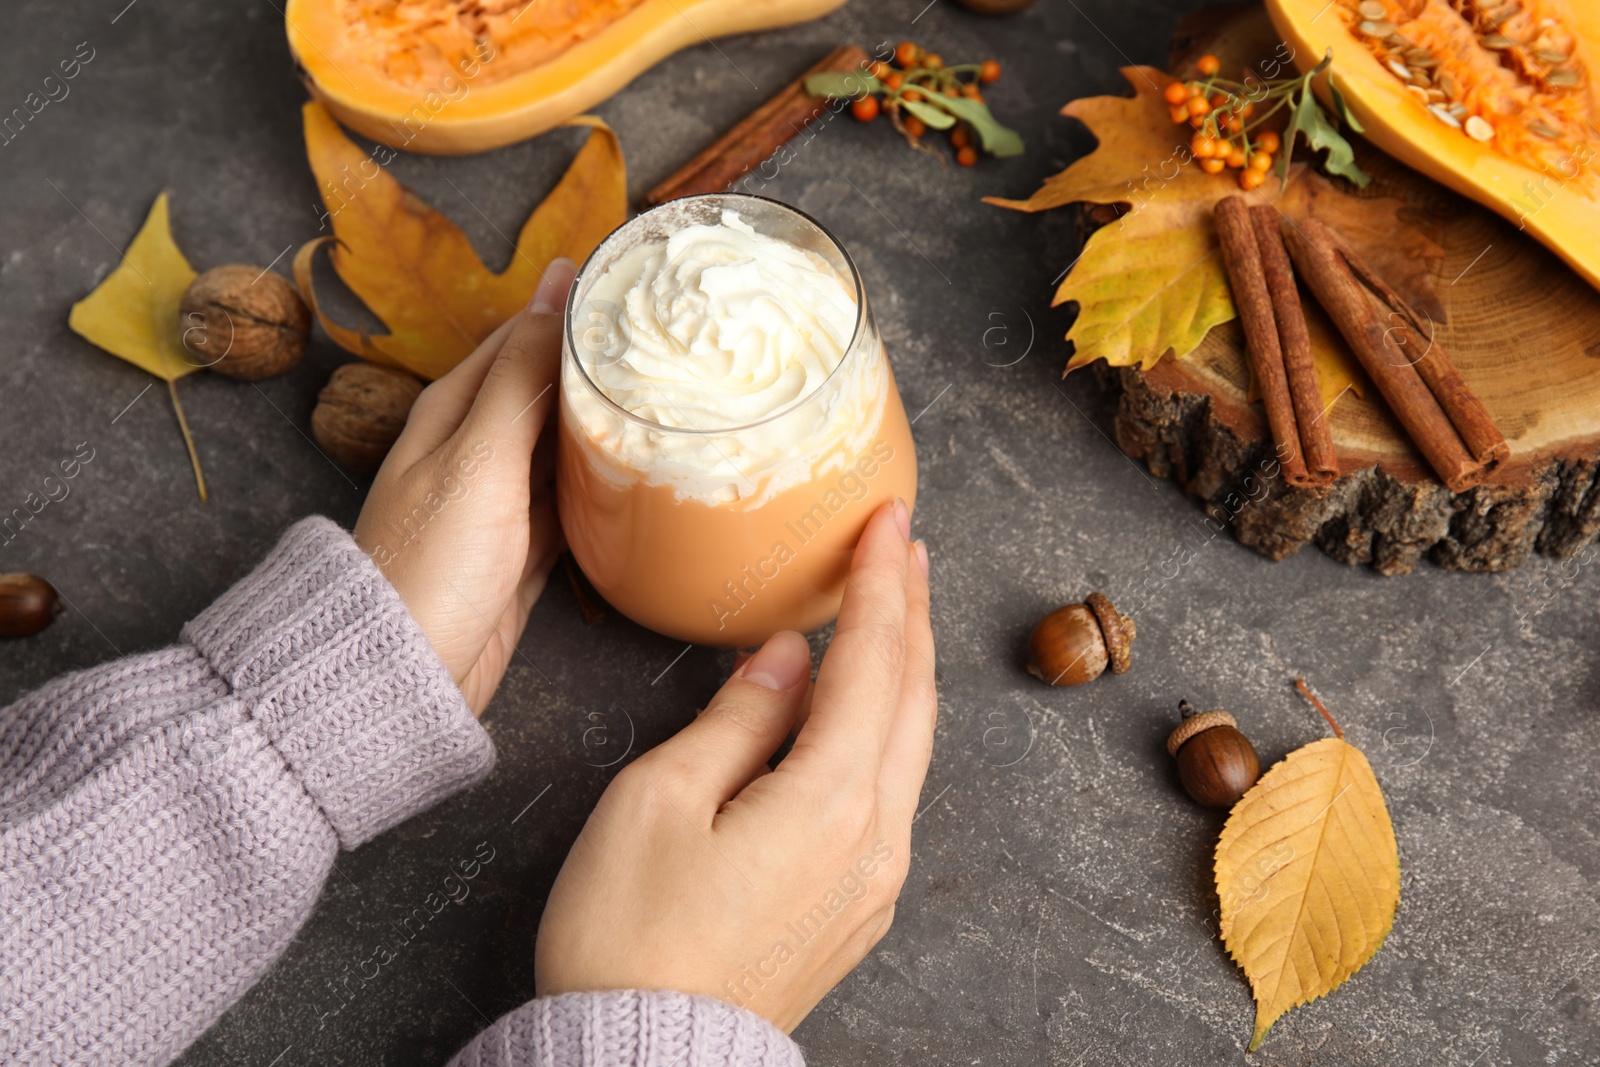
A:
68 191 208 500
985 66 1442 407
293 102 626 381
1217 728 1400 1051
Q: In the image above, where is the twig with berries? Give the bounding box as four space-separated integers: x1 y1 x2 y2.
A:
1166 50 1369 190
806 41 1023 165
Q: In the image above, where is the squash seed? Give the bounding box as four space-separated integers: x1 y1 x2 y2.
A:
1438 72 1461 98
1535 49 1570 64
1482 34 1519 49
1360 19 1397 36
1448 103 1470 118
1486 4 1519 26
1546 68 1582 87
1358 0 1387 18
1407 53 1439 68
1465 115 1496 141
1428 104 1463 128
1426 88 1446 102
1387 58 1414 79
1528 119 1562 138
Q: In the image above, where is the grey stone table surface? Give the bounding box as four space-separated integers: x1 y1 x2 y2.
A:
2 0 1596 1064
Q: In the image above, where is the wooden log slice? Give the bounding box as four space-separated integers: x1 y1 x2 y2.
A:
1092 6 1600 575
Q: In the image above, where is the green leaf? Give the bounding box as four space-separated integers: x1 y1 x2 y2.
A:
900 97 957 130
1329 83 1365 134
927 93 1026 157
804 72 881 99
1292 80 1371 187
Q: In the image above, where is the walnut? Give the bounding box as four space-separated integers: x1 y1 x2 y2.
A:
179 265 312 381
311 363 424 475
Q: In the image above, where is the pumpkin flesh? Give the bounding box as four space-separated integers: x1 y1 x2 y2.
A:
1266 0 1600 290
286 0 849 154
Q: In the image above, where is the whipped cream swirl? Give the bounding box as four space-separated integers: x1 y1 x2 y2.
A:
565 209 886 506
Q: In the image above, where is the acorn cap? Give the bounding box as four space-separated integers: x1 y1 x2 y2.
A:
1166 704 1238 758
1085 592 1136 674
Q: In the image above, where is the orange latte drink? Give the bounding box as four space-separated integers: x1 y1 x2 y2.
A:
556 194 918 647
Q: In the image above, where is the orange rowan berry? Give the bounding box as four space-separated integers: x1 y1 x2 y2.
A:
870 61 893 80
1197 54 1221 76
1240 168 1267 190
980 60 1002 84
1226 146 1247 169
852 96 880 122
1248 151 1272 172
904 115 927 138
925 53 944 70
903 89 923 103
895 41 920 67
1190 133 1217 158
1164 81 1190 106
1170 105 1191 124
957 145 979 166
1200 157 1227 174
885 72 904 90
1255 130 1281 154
1187 96 1212 118
951 126 971 149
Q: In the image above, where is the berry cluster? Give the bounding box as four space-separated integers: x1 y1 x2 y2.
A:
1165 53 1282 190
850 41 1003 166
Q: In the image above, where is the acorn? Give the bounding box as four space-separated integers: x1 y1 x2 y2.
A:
1167 700 1260 808
1025 592 1135 686
0 573 62 637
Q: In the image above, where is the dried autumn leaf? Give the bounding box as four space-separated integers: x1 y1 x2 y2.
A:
984 67 1442 405
1217 723 1400 1051
68 191 208 500
293 102 626 381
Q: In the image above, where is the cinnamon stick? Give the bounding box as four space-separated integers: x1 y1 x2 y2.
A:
1335 245 1509 470
644 46 870 206
1279 215 1504 492
1214 196 1310 486
1250 204 1338 485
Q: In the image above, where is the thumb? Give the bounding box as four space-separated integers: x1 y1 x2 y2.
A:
454 258 577 459
658 631 812 809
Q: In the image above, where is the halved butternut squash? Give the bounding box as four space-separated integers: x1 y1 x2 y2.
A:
285 0 848 155
1265 0 1600 290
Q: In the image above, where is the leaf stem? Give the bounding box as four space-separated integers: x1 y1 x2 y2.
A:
1294 678 1343 738
167 377 208 503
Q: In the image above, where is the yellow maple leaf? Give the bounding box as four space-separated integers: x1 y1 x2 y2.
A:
1216 685 1400 1052
985 67 1442 406
68 191 208 500
293 103 626 381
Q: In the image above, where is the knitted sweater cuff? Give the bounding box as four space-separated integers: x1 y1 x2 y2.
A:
182 515 493 849
448 990 805 1067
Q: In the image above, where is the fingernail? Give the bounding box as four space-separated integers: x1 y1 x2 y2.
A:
914 539 930 579
739 631 808 691
529 257 578 314
893 497 911 541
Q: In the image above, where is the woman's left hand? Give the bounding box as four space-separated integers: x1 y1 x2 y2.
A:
353 259 577 714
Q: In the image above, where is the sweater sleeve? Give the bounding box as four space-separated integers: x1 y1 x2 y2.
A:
447 990 804 1067
0 516 495 1067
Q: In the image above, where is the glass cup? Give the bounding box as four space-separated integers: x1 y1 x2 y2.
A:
556 193 919 647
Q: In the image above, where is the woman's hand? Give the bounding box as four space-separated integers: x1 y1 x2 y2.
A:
535 499 936 1032
353 259 577 714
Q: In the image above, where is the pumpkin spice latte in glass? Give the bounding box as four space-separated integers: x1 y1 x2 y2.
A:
556 193 918 647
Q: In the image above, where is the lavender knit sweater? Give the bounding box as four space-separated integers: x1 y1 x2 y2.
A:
1 517 803 1067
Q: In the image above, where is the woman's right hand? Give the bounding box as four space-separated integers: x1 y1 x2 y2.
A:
534 499 935 1032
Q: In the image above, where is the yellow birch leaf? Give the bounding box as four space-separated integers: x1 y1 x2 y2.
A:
1217 734 1400 1051
985 66 1441 411
293 103 625 381
68 191 208 500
